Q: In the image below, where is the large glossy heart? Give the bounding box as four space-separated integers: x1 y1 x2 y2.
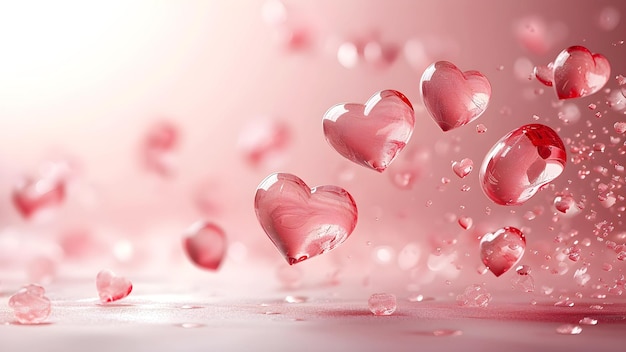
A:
322 90 415 172
420 61 491 132
553 45 610 100
254 173 358 265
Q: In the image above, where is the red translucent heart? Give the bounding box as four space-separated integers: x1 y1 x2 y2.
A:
421 61 491 132
553 45 610 100
96 269 133 303
182 221 227 271
323 90 415 172
479 124 566 206
533 63 554 87
480 227 526 277
254 173 358 265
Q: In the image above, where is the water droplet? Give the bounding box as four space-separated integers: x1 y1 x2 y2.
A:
432 329 463 337
554 298 575 307
178 305 204 310
556 324 582 335
284 295 308 304
175 323 205 329
456 284 492 308
476 124 488 133
479 124 566 205
368 293 397 316
579 317 598 325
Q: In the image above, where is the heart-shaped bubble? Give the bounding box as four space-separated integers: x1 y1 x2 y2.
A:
452 158 474 179
322 90 415 172
96 269 133 303
480 227 526 277
420 61 491 132
254 173 358 265
479 124 566 206
553 45 610 100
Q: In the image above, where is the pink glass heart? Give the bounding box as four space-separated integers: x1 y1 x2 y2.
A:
533 63 554 87
254 173 358 265
322 89 415 172
12 174 65 219
479 124 566 206
182 221 227 271
458 216 473 230
420 61 491 132
553 45 611 100
452 158 473 179
96 269 133 303
8 284 51 324
480 226 526 277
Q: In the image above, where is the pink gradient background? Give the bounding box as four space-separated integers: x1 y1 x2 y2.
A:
0 1 625 349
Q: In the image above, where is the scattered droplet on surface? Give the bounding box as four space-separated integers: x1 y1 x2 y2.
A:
8 284 51 325
175 323 206 329
323 90 415 172
479 124 566 206
96 269 133 303
182 221 227 271
476 124 488 133
431 329 463 337
254 173 358 265
421 61 491 131
556 324 582 335
579 317 598 325
456 284 492 308
480 227 526 277
368 293 397 316
284 295 308 304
